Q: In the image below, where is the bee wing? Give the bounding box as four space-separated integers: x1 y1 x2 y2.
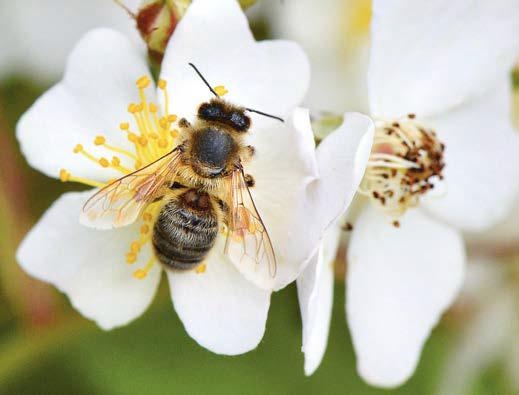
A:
81 148 183 228
224 166 277 277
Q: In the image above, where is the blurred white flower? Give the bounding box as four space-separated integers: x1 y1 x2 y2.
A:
298 0 519 387
437 258 519 394
268 0 371 114
0 0 140 82
15 0 374 355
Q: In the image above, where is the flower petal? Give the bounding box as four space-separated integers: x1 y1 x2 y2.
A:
16 28 151 181
287 112 374 284
368 0 519 117
17 191 161 330
297 226 340 376
423 79 519 232
306 112 374 234
346 205 465 388
159 0 309 129
167 239 270 355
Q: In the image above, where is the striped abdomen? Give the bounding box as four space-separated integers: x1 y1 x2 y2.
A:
153 189 218 271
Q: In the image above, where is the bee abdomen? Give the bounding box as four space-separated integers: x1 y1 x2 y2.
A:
152 190 218 271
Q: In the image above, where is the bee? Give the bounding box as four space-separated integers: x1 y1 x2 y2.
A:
81 63 282 276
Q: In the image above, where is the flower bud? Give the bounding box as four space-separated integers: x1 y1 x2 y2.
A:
136 0 183 62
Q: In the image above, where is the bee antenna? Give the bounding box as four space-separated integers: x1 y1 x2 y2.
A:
188 63 219 97
245 108 284 123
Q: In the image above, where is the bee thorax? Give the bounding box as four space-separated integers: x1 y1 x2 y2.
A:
191 127 237 177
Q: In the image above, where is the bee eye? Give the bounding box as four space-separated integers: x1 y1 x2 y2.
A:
198 102 224 120
228 111 250 132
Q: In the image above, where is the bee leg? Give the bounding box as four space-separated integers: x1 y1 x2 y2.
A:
179 118 191 128
241 145 255 162
244 174 255 188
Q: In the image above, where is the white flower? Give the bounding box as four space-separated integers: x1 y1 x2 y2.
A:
298 0 519 387
0 0 140 81
16 0 374 355
267 0 371 113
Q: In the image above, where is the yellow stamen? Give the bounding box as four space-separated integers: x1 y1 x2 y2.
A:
59 169 70 182
133 257 155 279
103 142 139 162
159 117 168 129
136 75 151 89
157 79 167 89
94 135 106 146
111 156 121 167
126 252 137 264
138 136 148 147
130 241 141 253
214 85 228 96
196 264 207 274
63 77 183 281
99 158 110 167
128 103 139 113
158 138 168 148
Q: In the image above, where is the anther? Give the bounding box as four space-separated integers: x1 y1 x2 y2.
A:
128 103 139 113
94 135 106 146
158 138 168 148
133 257 155 279
214 85 228 96
138 136 148 146
73 144 83 154
136 75 151 89
120 122 130 131
126 252 137 264
98 158 110 167
59 169 70 182
140 224 150 235
158 79 167 89
196 264 207 274
111 156 121 167
130 241 141 253
359 116 445 218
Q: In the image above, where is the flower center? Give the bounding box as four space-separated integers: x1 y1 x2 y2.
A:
358 114 445 220
60 75 181 279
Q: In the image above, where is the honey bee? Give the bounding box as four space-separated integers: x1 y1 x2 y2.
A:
81 63 282 276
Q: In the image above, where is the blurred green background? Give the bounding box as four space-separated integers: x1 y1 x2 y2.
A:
1 1 519 394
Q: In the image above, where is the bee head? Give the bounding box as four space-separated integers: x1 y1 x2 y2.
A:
198 99 251 132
